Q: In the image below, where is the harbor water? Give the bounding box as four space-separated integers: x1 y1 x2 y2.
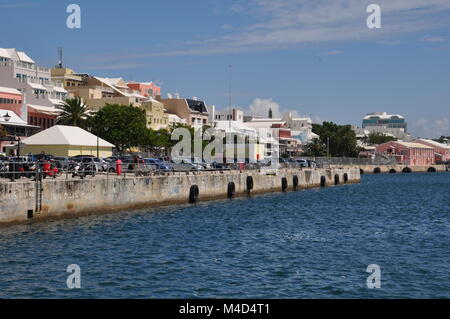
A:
0 173 449 298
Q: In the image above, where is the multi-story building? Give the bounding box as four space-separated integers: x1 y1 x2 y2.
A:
158 97 209 129
140 99 169 130
209 106 244 123
359 112 410 140
0 48 67 130
50 67 85 92
375 141 434 165
0 86 23 116
0 109 40 155
127 82 161 99
415 139 450 163
66 75 147 111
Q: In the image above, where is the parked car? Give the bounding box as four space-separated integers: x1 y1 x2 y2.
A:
296 159 309 167
70 156 107 172
144 158 171 171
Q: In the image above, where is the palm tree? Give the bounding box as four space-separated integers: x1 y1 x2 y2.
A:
56 97 91 129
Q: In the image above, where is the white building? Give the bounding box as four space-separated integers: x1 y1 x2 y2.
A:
356 112 411 140
0 48 67 129
209 106 244 123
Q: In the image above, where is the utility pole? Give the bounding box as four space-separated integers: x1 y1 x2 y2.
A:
327 136 330 158
228 64 232 131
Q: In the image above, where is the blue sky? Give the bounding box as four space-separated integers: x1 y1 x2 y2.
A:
1 0 450 138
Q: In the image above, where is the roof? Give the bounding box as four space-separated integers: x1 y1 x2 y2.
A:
22 125 115 147
416 139 450 150
186 99 208 114
0 109 26 125
363 112 404 120
28 82 47 91
28 104 61 115
0 86 22 95
17 51 35 64
0 48 12 59
396 141 433 149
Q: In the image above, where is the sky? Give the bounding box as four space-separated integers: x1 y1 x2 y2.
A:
1 0 450 138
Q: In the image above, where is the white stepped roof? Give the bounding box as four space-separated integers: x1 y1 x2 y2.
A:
0 86 22 95
22 125 115 147
416 139 450 150
0 48 12 59
17 51 35 64
0 109 26 125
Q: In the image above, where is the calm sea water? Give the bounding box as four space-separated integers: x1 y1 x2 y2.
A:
0 173 449 298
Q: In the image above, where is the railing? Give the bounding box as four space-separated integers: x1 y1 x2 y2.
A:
0 161 315 183
293 156 397 166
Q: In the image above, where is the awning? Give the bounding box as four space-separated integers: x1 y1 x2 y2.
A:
28 104 61 115
53 86 68 93
49 98 64 106
28 82 47 91
0 86 22 95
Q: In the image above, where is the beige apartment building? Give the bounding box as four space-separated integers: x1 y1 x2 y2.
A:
158 97 209 129
140 99 169 130
51 69 147 111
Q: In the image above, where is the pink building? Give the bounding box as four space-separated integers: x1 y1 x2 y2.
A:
0 86 23 116
376 141 435 165
127 82 161 99
415 139 450 163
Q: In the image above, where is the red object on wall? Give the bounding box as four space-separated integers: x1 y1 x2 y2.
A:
116 159 122 175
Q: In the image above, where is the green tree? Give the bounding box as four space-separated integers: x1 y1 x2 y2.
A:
302 138 327 157
309 121 359 157
366 132 396 145
91 104 148 153
56 97 91 129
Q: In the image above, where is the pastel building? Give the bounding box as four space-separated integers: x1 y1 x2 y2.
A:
158 97 209 128
375 141 434 166
66 76 147 111
0 48 67 130
0 109 40 155
415 139 450 163
140 99 169 130
127 82 161 99
0 86 23 115
21 125 115 157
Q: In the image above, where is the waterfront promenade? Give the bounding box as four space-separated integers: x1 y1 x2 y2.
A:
0 168 359 225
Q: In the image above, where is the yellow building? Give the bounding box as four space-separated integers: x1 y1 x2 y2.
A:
21 125 115 157
141 99 169 130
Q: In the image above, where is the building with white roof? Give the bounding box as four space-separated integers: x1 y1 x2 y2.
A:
375 141 435 165
415 139 450 163
0 109 40 155
63 75 147 111
358 112 410 140
21 125 115 157
0 48 67 129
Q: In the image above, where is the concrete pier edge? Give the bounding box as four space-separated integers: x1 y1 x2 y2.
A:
0 168 360 225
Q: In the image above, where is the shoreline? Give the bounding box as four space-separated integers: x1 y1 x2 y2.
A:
0 168 360 226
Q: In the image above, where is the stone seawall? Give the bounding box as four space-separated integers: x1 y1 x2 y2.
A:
0 168 360 225
330 164 448 174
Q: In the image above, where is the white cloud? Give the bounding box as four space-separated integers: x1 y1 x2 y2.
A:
248 98 281 117
419 36 446 42
89 0 450 61
412 117 450 138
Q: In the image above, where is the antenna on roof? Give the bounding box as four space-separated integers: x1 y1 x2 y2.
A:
57 47 63 68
